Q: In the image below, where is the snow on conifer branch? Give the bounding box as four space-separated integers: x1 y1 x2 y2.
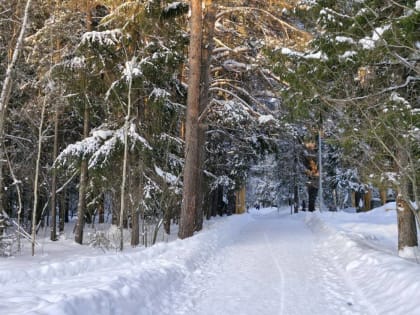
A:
81 29 124 46
55 124 151 171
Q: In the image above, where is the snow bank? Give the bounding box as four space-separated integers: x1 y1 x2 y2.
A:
0 215 252 315
305 206 420 315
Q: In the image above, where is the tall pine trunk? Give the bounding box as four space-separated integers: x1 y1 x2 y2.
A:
397 150 418 251
50 104 60 241
179 0 203 239
59 187 66 232
74 6 93 245
74 102 89 244
195 0 216 231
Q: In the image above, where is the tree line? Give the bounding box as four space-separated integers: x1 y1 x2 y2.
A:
0 0 418 255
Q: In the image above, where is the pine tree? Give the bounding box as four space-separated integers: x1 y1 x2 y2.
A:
179 0 203 239
280 0 420 249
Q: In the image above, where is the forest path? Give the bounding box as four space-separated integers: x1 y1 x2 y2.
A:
168 208 376 315
0 208 382 315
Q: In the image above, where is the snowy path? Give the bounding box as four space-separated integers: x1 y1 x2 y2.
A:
168 209 374 315
4 206 420 314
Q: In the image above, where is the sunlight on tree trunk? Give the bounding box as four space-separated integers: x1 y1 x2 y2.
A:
74 6 93 245
179 0 203 239
119 70 133 251
195 0 217 232
74 100 90 245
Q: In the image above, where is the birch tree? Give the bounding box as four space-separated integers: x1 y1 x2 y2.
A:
119 58 135 251
0 0 32 215
31 95 47 256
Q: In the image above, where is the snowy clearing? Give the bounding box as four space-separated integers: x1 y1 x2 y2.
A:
1 205 420 315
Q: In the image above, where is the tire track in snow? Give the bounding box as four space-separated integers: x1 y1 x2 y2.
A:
263 232 285 315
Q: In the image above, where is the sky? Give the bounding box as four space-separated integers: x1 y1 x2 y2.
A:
1 204 419 315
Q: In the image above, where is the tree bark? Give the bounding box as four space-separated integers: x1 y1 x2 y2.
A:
195 0 216 232
131 206 140 246
59 187 66 232
308 185 317 212
31 95 47 256
74 101 89 244
178 0 203 239
397 150 418 251
74 6 93 245
397 195 418 251
50 104 60 241
98 194 104 224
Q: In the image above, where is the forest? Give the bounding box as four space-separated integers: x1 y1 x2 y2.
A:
0 0 419 256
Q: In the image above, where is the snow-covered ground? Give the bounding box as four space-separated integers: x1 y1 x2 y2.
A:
1 204 420 315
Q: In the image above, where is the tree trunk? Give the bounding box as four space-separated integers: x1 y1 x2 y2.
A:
397 195 418 251
74 6 92 245
31 95 47 256
131 206 140 246
74 102 89 245
130 160 139 246
98 194 104 224
59 187 66 232
308 185 317 212
120 59 134 250
380 187 387 205
293 184 299 213
397 150 418 251
178 0 203 239
50 104 60 241
195 0 216 232
163 201 171 235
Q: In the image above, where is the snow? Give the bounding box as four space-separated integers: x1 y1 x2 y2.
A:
154 165 179 186
81 29 123 46
359 25 391 50
69 56 85 69
149 88 171 99
123 57 142 81
335 36 355 44
359 38 375 50
390 92 410 107
280 47 303 57
339 50 357 60
258 114 275 124
56 125 151 170
280 47 328 60
1 205 420 314
222 59 249 72
163 1 187 13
